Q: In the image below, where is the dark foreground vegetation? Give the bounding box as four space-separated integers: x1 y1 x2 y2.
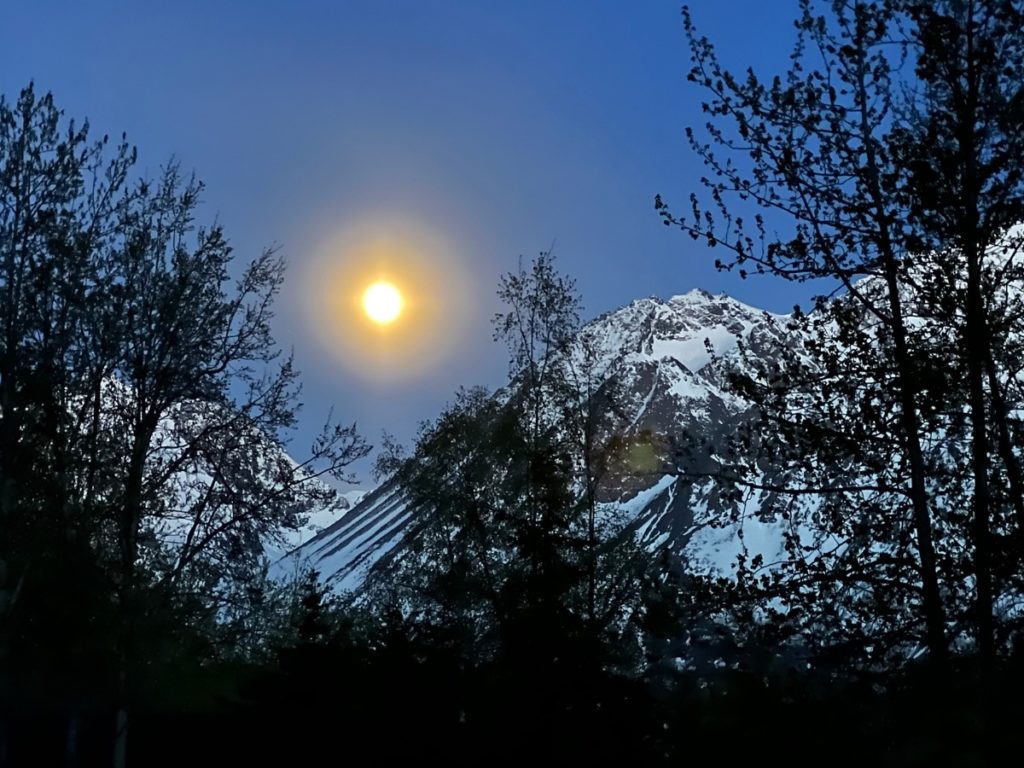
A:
9 622 1024 766
5 0 1024 764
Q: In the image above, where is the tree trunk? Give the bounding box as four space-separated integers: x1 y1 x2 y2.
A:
853 54 948 666
112 421 150 768
965 251 995 670
112 707 128 768
880 257 948 666
64 712 80 768
959 5 995 673
985 357 1024 538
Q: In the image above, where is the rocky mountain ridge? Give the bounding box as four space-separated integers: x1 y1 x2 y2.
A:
282 288 798 591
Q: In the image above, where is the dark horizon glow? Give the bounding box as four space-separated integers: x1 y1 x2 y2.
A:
1 1 807 483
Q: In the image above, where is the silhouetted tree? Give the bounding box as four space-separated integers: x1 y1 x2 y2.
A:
893 0 1024 672
657 0 951 667
365 253 653 694
0 84 369 766
661 0 1024 678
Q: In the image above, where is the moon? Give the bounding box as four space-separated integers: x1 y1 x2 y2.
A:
362 280 403 324
303 218 474 380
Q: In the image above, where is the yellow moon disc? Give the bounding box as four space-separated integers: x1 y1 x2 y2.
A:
362 280 402 324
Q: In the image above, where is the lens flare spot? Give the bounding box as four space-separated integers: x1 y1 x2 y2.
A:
362 280 402 324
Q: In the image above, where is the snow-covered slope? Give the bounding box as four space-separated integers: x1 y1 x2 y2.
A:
281 288 798 590
264 489 370 560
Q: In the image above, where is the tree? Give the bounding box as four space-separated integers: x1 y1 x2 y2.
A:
661 0 1024 678
0 84 140 762
893 0 1024 671
365 252 654 681
0 84 369 765
657 0 954 666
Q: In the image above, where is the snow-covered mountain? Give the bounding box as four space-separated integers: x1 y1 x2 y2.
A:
281 288 800 591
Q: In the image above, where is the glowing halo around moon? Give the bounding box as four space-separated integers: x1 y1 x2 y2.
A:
362 280 402 324
300 217 474 381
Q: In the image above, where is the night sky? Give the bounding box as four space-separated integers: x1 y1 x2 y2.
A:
1 1 808 483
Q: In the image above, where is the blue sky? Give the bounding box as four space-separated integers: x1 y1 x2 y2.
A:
1 1 807 482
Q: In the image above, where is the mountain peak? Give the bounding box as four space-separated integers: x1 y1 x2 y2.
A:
668 287 715 303
282 284 796 590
